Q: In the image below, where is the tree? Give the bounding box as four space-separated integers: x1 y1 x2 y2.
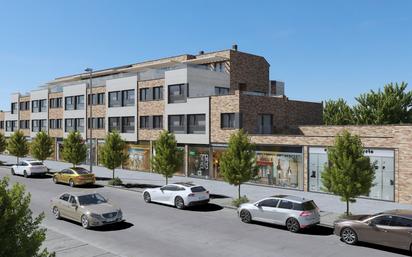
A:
0 132 6 153
353 82 412 125
151 130 182 184
220 129 257 199
61 131 87 167
323 98 354 125
7 130 29 164
99 131 127 179
321 130 375 215
30 131 54 162
0 177 55 257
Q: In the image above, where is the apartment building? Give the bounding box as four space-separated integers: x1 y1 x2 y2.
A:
4 46 411 204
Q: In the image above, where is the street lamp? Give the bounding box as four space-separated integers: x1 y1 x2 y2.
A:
85 67 93 173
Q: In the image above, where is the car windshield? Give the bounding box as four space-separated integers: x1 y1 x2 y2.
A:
191 186 206 192
29 162 43 166
77 193 107 205
73 168 89 174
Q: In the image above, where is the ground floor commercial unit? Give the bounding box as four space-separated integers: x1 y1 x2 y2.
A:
43 125 412 204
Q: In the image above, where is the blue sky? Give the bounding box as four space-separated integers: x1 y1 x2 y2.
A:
0 0 411 111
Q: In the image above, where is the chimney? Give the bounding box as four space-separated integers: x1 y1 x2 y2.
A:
199 50 204 55
232 44 238 51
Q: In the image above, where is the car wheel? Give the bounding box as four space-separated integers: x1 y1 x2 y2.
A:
23 171 28 178
53 176 58 184
286 218 301 233
143 192 151 203
240 209 252 223
81 215 90 229
175 196 185 209
69 179 75 187
341 227 358 245
11 168 15 176
53 206 61 219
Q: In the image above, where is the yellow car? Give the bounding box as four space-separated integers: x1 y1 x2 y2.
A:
53 167 95 187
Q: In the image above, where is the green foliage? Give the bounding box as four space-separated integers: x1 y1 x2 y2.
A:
321 130 375 215
108 177 123 186
323 98 354 125
151 130 182 184
220 129 257 199
0 133 6 153
232 195 249 207
0 177 54 257
7 130 29 164
61 131 87 167
30 131 54 162
99 131 127 179
353 82 412 124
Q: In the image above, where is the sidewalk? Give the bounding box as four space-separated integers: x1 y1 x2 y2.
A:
3 154 412 223
43 227 119 257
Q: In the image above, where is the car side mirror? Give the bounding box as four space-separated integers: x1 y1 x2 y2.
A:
368 221 376 226
255 203 262 207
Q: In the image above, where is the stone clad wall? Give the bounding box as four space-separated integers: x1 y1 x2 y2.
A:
48 92 64 138
210 93 240 143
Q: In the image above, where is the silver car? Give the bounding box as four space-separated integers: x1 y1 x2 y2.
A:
11 160 48 177
237 195 320 232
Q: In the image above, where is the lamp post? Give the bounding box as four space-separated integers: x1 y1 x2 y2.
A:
85 68 93 173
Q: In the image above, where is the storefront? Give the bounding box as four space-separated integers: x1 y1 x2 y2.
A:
123 142 151 172
211 145 227 180
254 146 304 190
308 147 395 201
188 145 210 179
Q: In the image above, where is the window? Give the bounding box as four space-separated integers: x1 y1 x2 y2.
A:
215 87 229 95
168 115 185 134
108 117 121 132
88 117 105 129
258 199 279 208
77 118 84 132
187 114 206 134
50 97 62 108
293 201 318 211
19 101 30 111
140 116 150 129
65 119 74 132
6 121 17 132
60 194 70 202
221 113 235 129
88 93 105 105
278 200 293 209
168 84 186 103
153 115 163 129
109 91 121 107
65 118 83 132
140 88 151 101
122 90 135 106
50 119 62 129
20 120 30 129
258 114 273 134
32 100 39 113
153 86 163 100
0 121 4 129
39 99 47 112
122 117 135 133
32 119 47 132
391 216 412 227
11 103 17 114
65 97 74 110
371 215 392 226
75 95 84 110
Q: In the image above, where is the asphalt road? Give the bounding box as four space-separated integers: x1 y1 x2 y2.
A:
0 167 407 257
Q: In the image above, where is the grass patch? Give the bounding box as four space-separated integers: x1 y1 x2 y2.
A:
108 177 123 186
232 195 249 207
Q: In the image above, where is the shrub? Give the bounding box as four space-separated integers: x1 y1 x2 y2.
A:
108 177 123 186
232 195 249 207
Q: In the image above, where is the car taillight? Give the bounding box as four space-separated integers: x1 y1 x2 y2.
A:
300 211 312 217
188 193 195 197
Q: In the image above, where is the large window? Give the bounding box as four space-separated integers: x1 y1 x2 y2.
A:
88 93 104 105
65 97 74 110
215 87 229 95
122 117 135 133
11 103 17 114
19 101 30 111
87 117 105 129
6 121 17 132
32 100 40 112
168 115 185 134
153 86 163 100
75 95 84 110
153 115 163 129
108 117 121 132
140 116 150 129
221 113 235 129
65 118 84 132
109 91 121 107
168 84 187 103
140 88 151 102
109 90 134 107
20 120 30 129
122 90 135 106
257 114 273 134
188 146 210 178
187 114 206 134
49 119 62 129
50 98 62 108
32 119 47 132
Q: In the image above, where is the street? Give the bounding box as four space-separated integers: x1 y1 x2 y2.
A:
0 167 407 257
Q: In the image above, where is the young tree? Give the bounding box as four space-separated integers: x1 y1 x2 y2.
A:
151 130 182 184
321 130 375 215
30 131 54 162
323 98 354 125
61 131 87 167
220 129 257 199
0 177 55 257
0 132 6 153
7 130 29 164
99 131 127 179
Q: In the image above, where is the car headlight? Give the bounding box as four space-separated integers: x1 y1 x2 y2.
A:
89 213 102 220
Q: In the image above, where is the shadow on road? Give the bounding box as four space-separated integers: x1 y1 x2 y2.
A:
76 184 105 189
91 221 134 232
27 174 53 179
210 194 230 199
347 241 410 256
186 203 223 212
250 221 334 236
123 183 161 189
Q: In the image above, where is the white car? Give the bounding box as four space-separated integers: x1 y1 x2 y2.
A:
143 182 210 209
11 160 48 177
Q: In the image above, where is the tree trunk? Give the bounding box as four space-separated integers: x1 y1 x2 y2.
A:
112 168 115 179
165 176 168 185
238 184 241 199
17 156 19 165
346 200 349 216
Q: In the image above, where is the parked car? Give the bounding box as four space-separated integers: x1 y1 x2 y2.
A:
11 160 48 177
53 167 95 187
50 192 123 229
143 182 210 209
334 209 412 252
237 195 320 232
